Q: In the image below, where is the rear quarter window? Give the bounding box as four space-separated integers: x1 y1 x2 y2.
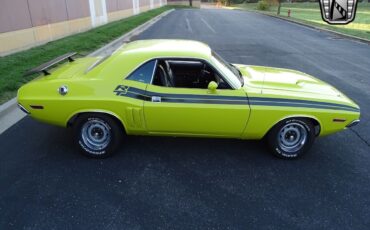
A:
126 60 156 84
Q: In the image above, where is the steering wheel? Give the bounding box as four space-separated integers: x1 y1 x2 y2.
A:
200 63 211 78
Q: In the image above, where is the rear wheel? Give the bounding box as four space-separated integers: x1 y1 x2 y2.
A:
73 113 124 158
267 118 315 159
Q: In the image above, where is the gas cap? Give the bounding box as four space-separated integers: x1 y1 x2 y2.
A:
58 85 68 96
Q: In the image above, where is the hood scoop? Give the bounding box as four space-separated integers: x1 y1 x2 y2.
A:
237 64 341 97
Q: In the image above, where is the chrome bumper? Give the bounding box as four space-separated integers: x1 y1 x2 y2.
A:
346 119 360 128
18 103 30 114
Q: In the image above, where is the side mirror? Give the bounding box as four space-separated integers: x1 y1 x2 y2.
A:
208 81 218 92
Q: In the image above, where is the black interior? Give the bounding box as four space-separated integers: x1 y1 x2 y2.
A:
152 59 230 89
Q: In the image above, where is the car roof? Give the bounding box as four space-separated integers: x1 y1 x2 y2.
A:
87 40 213 79
115 39 212 60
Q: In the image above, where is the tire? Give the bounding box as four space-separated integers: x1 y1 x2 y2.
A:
73 113 124 158
267 118 315 159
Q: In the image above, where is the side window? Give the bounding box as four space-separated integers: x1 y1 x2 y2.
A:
152 59 231 89
126 60 156 84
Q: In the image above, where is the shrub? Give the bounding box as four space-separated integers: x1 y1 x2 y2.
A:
218 0 231 6
257 0 270 10
231 0 246 3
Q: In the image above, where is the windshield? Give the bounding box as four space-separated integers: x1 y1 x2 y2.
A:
211 51 244 88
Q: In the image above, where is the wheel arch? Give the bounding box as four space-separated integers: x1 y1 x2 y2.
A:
66 110 127 134
265 115 322 138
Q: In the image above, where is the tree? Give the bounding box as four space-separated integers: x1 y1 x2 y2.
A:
189 0 192 6
277 0 281 15
265 0 282 15
218 0 231 6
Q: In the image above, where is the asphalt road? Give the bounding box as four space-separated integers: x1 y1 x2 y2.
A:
1 9 370 230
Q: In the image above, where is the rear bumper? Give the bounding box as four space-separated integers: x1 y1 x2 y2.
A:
18 103 30 115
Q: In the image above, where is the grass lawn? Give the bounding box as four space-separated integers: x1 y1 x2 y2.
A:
0 6 186 105
232 2 370 40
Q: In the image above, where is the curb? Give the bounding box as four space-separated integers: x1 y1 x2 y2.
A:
247 10 370 45
0 98 26 135
0 98 18 118
0 8 174 134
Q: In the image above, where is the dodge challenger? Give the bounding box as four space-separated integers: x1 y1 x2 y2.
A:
17 40 360 159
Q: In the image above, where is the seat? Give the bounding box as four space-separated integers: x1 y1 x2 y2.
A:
157 65 170 87
165 61 175 87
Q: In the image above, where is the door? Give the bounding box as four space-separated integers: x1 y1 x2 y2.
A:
143 59 250 137
117 60 157 133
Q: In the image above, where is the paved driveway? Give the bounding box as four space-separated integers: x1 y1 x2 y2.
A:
1 9 370 229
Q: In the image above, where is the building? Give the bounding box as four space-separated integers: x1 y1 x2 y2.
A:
0 0 168 56
167 0 201 7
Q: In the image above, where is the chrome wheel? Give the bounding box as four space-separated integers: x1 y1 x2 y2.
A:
278 122 307 153
81 119 111 152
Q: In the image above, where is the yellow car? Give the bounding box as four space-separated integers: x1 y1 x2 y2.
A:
17 40 360 159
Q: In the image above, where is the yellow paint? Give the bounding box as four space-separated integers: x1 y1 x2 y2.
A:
17 40 360 140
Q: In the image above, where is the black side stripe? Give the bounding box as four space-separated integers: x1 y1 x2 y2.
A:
128 87 248 101
116 86 359 112
125 91 150 101
125 89 249 105
249 97 358 111
160 98 249 105
251 101 359 112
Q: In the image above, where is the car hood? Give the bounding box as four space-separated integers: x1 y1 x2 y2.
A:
235 64 341 97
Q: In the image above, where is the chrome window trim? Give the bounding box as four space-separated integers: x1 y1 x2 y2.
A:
150 60 158 85
125 59 157 84
167 60 203 65
156 57 234 90
123 56 239 90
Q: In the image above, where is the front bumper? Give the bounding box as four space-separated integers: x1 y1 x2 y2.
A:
346 119 360 128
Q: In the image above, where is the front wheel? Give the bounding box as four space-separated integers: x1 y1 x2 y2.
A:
73 113 124 158
267 118 315 159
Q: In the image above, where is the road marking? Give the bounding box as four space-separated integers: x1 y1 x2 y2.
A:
200 17 216 33
186 17 193 33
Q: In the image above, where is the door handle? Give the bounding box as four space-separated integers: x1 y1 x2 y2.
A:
151 96 161 103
